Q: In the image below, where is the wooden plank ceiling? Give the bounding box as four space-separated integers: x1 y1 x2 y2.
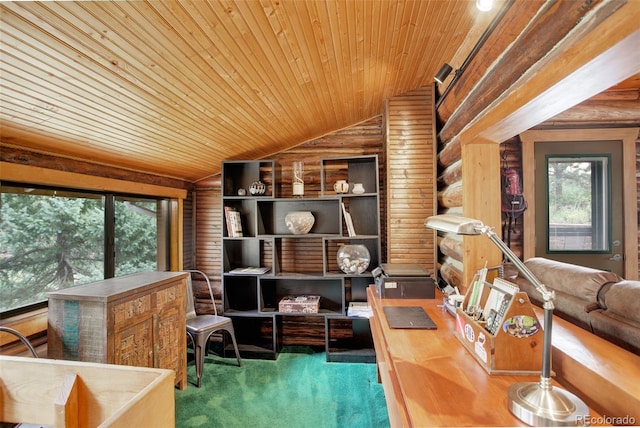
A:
0 0 496 183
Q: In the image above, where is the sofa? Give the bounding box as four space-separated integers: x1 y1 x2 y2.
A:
513 257 640 356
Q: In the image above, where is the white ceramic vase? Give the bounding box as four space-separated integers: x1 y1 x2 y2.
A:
285 211 315 234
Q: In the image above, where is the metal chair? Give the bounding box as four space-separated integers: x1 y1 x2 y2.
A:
184 270 241 387
0 326 39 358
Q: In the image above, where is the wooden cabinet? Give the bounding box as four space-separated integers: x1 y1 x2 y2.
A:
221 156 379 361
47 271 188 390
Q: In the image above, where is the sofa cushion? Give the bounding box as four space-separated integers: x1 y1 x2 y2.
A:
522 257 621 303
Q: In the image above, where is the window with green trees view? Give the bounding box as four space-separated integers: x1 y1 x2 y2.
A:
546 155 610 252
0 184 169 313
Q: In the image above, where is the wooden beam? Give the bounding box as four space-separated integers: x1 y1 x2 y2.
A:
537 99 640 127
1 146 192 190
437 0 546 124
461 140 502 287
1 162 187 199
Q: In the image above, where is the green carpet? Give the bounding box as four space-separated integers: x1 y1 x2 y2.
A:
175 347 390 428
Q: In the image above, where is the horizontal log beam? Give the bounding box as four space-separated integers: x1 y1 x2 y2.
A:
437 0 545 124
438 181 462 208
537 99 640 126
438 159 462 186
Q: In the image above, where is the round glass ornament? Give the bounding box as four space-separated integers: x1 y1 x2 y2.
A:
336 244 370 274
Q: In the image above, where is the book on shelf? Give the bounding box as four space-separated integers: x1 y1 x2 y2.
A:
341 202 356 237
347 301 372 318
224 206 243 237
229 266 270 275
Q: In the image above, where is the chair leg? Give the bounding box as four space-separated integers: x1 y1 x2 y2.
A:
194 333 209 388
225 326 242 367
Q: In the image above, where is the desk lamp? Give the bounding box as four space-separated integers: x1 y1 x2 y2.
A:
424 214 589 426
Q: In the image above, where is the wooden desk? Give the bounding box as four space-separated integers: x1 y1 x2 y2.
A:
367 286 600 427
48 271 188 390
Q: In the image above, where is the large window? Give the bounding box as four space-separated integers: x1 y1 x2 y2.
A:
0 183 169 313
546 155 610 252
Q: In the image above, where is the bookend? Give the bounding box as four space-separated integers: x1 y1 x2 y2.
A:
454 282 544 375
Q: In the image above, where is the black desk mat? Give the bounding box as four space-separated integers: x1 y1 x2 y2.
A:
383 306 437 329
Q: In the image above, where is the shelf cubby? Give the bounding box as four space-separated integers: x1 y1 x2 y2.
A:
225 315 278 359
222 238 273 273
325 316 375 363
222 160 276 197
257 198 341 236
223 274 259 314
323 237 380 276
259 277 344 315
321 155 379 196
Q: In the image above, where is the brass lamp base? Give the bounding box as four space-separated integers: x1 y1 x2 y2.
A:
508 379 590 426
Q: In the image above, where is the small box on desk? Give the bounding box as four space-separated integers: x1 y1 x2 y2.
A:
373 263 436 299
279 295 320 313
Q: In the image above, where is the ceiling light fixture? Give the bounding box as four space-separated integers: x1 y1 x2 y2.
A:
476 0 494 11
434 63 453 84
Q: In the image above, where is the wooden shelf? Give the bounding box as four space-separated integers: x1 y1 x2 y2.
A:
221 156 380 361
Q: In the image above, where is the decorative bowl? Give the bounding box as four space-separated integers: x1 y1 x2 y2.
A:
337 244 370 274
249 181 266 195
285 211 315 234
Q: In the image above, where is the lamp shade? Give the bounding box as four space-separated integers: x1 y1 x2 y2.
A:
424 214 483 235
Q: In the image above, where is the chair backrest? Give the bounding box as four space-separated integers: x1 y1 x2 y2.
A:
185 275 198 321
183 270 218 318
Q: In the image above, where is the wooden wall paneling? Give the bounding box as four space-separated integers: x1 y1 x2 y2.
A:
182 192 195 271
385 87 436 273
194 178 222 283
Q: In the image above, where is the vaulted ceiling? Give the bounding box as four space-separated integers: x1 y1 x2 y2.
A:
0 1 500 183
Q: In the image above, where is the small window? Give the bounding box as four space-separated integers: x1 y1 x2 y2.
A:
546 155 610 252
